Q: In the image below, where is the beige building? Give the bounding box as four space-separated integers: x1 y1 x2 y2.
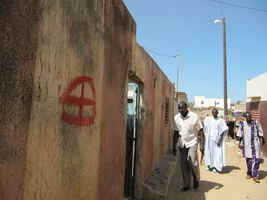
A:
233 102 246 112
175 92 188 102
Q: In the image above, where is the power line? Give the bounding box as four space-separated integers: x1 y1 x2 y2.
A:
145 48 177 58
206 0 267 13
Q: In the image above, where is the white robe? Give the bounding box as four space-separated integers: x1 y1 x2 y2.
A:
204 117 228 171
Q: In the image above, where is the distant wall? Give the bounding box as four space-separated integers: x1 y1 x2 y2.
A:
194 96 231 109
130 44 175 198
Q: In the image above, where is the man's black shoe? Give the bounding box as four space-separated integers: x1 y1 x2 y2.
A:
193 181 199 189
180 186 190 192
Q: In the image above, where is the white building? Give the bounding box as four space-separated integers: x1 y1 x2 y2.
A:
194 96 231 109
247 72 267 103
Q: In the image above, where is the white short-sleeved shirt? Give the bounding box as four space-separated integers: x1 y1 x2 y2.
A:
174 111 202 148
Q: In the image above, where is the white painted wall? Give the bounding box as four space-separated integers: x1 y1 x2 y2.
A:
194 96 231 109
247 72 267 102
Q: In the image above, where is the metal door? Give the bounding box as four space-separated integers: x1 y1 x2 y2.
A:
124 83 140 198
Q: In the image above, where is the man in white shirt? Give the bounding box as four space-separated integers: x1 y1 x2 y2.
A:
174 101 203 191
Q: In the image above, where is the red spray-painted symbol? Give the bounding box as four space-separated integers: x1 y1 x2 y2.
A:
59 76 96 126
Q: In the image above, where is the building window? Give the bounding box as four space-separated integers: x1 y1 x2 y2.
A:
153 78 157 88
165 97 169 126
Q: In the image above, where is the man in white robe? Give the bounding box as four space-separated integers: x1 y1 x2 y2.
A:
204 108 228 173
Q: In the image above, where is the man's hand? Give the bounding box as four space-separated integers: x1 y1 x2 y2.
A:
259 136 265 146
173 130 179 156
197 128 204 141
216 134 224 146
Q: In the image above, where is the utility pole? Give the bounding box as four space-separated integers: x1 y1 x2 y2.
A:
215 18 228 120
175 54 181 103
223 18 228 120
177 64 179 101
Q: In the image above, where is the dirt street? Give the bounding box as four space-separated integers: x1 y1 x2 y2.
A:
171 139 267 200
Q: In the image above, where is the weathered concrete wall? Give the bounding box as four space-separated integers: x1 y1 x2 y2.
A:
1 0 105 199
98 0 136 199
152 66 174 167
23 1 105 200
0 1 41 199
130 45 175 198
259 102 267 154
1 0 175 200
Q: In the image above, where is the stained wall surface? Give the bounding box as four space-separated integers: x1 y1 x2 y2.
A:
0 1 41 199
98 0 136 199
23 1 105 200
0 0 175 200
130 44 175 198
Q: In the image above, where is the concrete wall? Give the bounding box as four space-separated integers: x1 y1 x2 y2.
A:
24 1 105 200
259 101 267 154
0 1 41 199
0 0 174 200
130 45 175 198
194 96 231 109
98 0 135 199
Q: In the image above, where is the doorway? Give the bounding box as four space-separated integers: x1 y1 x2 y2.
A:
124 82 141 198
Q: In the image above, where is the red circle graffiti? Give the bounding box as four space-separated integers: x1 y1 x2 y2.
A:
59 76 96 126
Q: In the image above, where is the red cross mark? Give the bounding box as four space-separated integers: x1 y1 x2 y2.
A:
59 76 96 126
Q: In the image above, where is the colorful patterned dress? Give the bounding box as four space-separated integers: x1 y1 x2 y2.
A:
237 120 264 178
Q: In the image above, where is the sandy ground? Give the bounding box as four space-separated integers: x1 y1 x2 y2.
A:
170 139 267 200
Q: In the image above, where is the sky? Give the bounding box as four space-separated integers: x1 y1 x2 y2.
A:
122 0 267 103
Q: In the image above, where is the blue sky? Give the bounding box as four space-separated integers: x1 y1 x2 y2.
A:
122 0 267 102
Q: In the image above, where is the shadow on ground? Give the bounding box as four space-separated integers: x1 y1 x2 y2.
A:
199 180 224 192
221 165 240 174
259 170 267 180
169 180 224 200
